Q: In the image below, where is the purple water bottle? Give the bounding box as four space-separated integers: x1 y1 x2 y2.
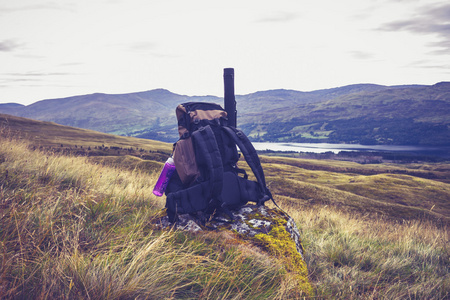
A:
153 157 176 197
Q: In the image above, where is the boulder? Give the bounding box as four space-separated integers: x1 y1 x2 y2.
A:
154 204 312 295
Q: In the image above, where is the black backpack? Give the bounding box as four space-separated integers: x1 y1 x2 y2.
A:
165 102 273 223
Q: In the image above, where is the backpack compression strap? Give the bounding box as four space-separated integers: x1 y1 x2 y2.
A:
166 183 208 216
221 126 273 205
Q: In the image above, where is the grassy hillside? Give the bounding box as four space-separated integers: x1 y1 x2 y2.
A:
258 156 450 225
0 113 172 161
1 118 449 298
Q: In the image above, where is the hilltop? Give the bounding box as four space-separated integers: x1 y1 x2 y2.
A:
1 82 449 146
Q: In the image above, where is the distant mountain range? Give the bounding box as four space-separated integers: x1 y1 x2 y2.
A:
1 82 449 146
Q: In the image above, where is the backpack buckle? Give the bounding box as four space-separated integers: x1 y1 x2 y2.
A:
258 194 270 205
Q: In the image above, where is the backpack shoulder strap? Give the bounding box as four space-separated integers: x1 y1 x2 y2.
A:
191 125 223 201
222 126 273 205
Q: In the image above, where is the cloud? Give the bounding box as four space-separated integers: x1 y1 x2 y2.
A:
349 51 374 60
7 72 71 77
129 41 157 51
378 2 450 53
429 39 450 55
407 59 450 70
424 3 450 20
2 72 72 84
0 40 22 52
255 11 299 23
0 2 73 14
58 62 84 67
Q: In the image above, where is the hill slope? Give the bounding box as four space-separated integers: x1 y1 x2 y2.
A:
1 116 449 298
0 113 172 158
2 114 449 224
1 82 449 145
240 82 450 145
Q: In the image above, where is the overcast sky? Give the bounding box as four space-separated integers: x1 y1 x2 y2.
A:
1 0 449 105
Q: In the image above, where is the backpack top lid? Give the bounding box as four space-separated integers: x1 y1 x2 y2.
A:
176 102 228 138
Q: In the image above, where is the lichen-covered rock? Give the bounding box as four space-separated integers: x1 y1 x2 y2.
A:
154 204 312 295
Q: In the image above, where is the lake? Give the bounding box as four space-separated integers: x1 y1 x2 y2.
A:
252 142 450 156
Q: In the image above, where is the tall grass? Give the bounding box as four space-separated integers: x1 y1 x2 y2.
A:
280 197 449 299
0 136 298 299
1 134 449 299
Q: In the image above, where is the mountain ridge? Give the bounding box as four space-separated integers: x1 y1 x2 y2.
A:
1 82 449 146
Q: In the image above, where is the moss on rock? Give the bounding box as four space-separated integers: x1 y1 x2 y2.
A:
253 217 312 296
154 204 313 296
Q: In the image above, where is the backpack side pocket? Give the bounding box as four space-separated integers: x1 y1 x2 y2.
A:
221 171 263 209
221 172 244 209
173 137 200 186
237 175 262 204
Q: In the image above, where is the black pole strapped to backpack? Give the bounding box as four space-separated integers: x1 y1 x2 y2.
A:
224 68 237 128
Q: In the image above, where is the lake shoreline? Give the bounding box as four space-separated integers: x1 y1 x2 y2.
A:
252 142 450 163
